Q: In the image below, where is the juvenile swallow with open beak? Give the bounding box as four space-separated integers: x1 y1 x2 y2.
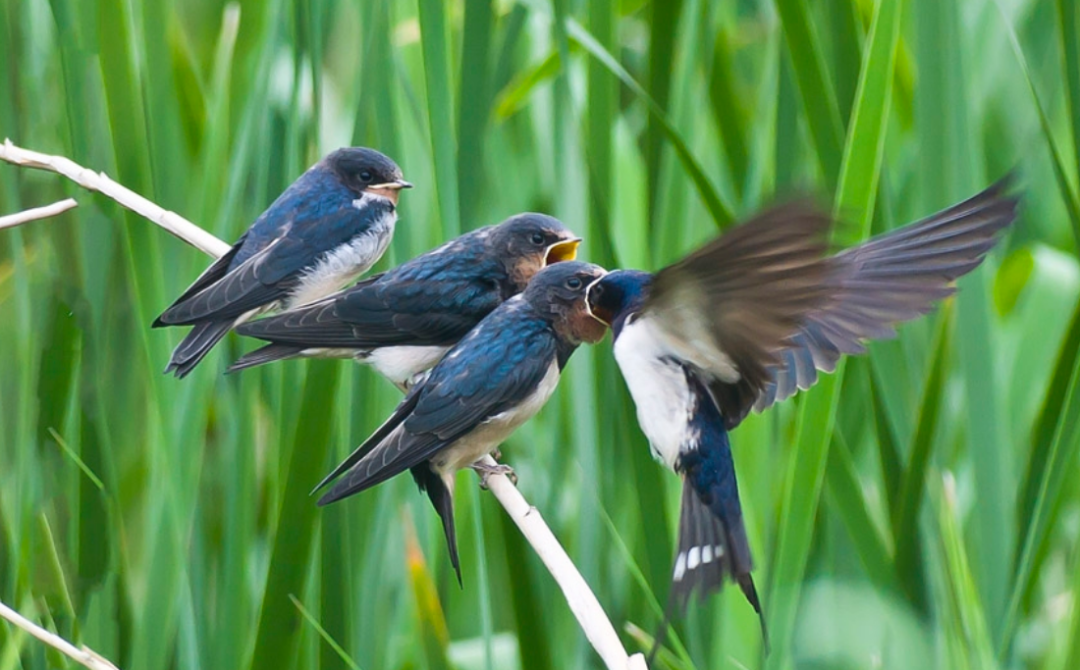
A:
586 178 1018 647
229 213 581 389
153 147 412 377
316 261 608 583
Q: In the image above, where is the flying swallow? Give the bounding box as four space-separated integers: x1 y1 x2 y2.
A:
153 147 412 377
586 178 1019 648
315 261 608 583
228 213 581 389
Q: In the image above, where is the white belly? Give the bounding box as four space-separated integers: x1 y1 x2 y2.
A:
613 316 696 471
287 209 396 308
432 359 561 474
362 345 451 390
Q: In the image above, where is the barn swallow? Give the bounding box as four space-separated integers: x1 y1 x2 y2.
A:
586 178 1018 650
228 213 581 389
153 147 412 377
316 261 608 583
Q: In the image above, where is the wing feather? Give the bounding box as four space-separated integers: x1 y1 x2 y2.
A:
317 301 560 504
749 176 1019 416
644 202 835 424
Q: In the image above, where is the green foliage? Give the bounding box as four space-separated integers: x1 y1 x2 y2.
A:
1 1 1078 669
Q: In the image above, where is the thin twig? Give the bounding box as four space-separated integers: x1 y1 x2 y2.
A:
1 139 229 257
0 198 78 230
479 455 649 670
0 140 648 670
0 600 120 670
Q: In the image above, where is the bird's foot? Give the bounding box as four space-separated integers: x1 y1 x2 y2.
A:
472 461 516 488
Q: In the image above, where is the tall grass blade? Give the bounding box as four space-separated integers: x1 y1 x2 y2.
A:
774 0 845 185
405 512 454 670
417 0 461 238
644 0 684 220
457 0 493 226
1058 0 1080 180
553 14 735 227
767 0 902 663
890 308 950 615
249 362 339 670
707 25 750 190
823 435 898 595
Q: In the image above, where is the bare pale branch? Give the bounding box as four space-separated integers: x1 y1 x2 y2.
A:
0 600 120 670
479 455 649 669
0 198 78 230
1 139 230 257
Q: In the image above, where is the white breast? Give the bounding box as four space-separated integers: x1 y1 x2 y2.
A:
613 315 696 471
287 205 396 308
432 359 561 475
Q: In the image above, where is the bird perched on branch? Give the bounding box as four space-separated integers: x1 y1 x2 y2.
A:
229 213 581 390
315 261 608 583
153 147 412 377
585 178 1019 651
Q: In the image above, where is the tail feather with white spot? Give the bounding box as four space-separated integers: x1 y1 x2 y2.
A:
650 479 767 663
672 478 758 611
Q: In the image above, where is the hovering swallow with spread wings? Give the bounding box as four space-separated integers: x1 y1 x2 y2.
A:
229 213 581 389
586 178 1019 647
154 147 412 377
316 261 609 583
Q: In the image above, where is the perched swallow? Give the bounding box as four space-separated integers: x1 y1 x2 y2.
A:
316 261 608 582
228 213 581 389
586 179 1018 647
153 147 412 377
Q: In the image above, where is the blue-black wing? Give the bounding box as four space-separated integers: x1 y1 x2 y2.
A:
236 269 501 348
317 301 559 503
157 177 389 324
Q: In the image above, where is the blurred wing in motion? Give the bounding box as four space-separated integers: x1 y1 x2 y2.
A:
644 202 835 425
750 176 1020 419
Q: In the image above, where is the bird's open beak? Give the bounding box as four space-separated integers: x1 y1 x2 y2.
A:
544 237 581 266
584 273 611 326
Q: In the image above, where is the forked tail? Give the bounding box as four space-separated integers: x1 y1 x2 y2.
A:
164 320 234 378
648 478 767 663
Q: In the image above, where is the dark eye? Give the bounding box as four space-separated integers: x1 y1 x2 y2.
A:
530 232 545 245
566 277 583 290
359 170 374 183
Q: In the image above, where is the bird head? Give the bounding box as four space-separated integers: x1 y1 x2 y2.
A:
585 269 653 332
489 213 582 291
524 261 610 344
326 147 413 204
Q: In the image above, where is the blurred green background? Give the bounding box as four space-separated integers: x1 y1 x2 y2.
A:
2 0 1079 668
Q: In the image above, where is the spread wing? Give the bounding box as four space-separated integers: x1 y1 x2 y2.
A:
236 273 500 349
745 177 1019 421
316 303 558 504
157 194 390 325
643 202 835 425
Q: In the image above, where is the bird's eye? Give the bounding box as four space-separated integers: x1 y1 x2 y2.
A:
530 232 545 245
566 277 583 290
359 170 374 183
